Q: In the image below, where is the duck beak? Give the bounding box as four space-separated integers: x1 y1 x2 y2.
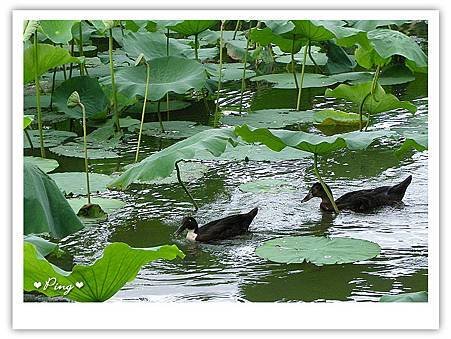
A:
174 225 185 236
301 191 314 203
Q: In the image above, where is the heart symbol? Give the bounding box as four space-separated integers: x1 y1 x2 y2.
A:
75 281 84 289
33 281 41 289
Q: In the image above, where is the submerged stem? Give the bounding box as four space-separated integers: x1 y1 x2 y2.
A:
213 20 225 127
78 22 85 76
313 154 339 214
296 40 309 111
175 160 199 211
108 28 120 132
135 63 150 163
80 102 91 204
33 30 45 158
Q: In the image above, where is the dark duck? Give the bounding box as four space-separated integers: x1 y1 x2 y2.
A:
175 207 258 242
302 175 412 212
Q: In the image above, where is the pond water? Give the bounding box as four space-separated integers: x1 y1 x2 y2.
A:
35 68 428 303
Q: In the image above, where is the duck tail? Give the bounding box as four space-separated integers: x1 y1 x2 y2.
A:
388 175 412 200
247 207 259 219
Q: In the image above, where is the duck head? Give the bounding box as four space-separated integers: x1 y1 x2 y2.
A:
302 182 332 203
175 216 199 236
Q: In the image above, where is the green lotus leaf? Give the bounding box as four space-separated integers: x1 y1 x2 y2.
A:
23 115 34 129
234 124 391 155
101 56 207 101
23 20 40 41
24 95 51 109
39 20 77 44
250 73 338 89
221 109 314 128
195 143 310 162
134 121 212 140
351 20 411 32
134 161 208 185
255 236 381 266
288 20 341 41
24 44 80 84
168 20 218 36
24 235 59 257
23 130 77 149
132 100 191 114
379 291 428 302
396 133 428 157
53 76 109 120
122 31 188 60
239 178 296 193
331 65 415 86
24 163 84 238
24 156 59 173
108 128 238 190
24 241 184 302
67 197 125 215
49 172 114 196
324 41 356 74
313 109 367 126
205 63 256 82
49 142 120 159
325 81 417 114
274 46 328 66
250 26 301 54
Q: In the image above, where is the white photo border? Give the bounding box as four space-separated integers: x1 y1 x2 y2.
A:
12 9 439 330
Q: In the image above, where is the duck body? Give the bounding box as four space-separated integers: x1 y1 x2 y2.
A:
175 207 258 242
303 176 412 213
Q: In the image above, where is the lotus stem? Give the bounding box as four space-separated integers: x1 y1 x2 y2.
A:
313 153 339 214
213 20 225 128
157 100 165 132
232 20 241 40
359 92 372 132
50 66 57 109
79 101 91 204
24 129 34 151
175 160 199 211
78 22 85 76
166 28 170 120
33 30 45 158
69 38 74 78
108 28 120 132
296 40 309 111
135 62 150 163
238 22 252 114
291 36 299 90
194 33 199 61
308 43 322 74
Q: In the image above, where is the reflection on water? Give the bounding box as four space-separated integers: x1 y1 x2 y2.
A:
53 59 429 303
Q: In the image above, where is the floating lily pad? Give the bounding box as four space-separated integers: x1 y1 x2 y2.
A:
313 109 367 126
250 73 338 89
24 95 51 109
49 142 120 159
24 156 59 173
49 172 113 195
195 143 310 162
24 130 77 149
132 100 191 114
67 197 125 216
134 162 209 185
239 178 296 193
205 63 256 82
136 121 212 139
221 109 314 128
255 236 381 266
379 291 428 302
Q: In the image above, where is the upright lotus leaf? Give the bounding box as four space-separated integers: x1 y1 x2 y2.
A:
325 81 417 114
53 76 109 120
379 291 428 302
102 56 207 101
396 133 428 157
24 235 59 257
24 242 184 302
355 29 427 73
24 163 84 238
39 20 77 44
108 128 238 190
23 20 39 41
122 31 188 60
255 236 381 266
234 124 391 155
23 115 34 129
351 20 411 32
89 20 117 33
24 44 80 84
288 20 342 41
250 26 301 53
324 41 356 74
168 20 218 36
